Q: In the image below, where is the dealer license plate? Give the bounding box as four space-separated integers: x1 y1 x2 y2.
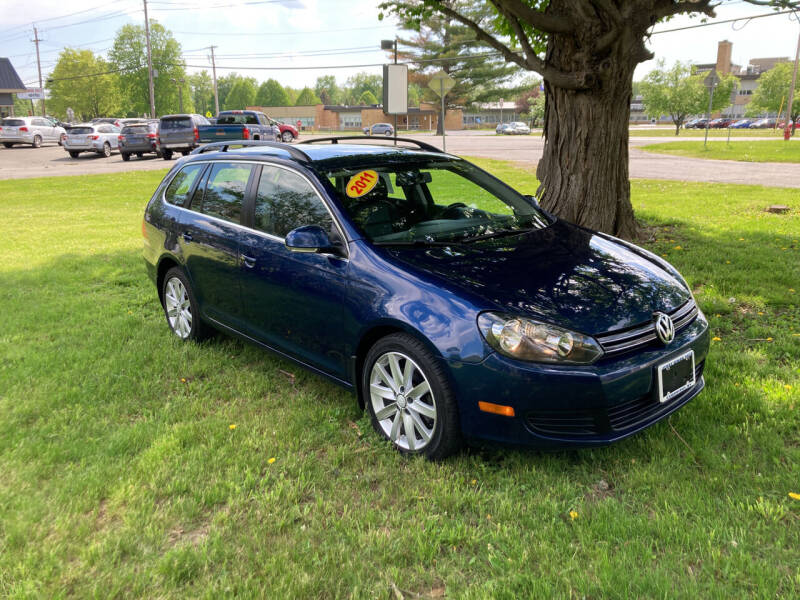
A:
657 350 695 403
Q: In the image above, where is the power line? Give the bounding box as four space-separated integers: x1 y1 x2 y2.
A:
650 8 797 35
170 24 395 36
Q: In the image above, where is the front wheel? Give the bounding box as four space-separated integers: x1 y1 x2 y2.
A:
121 152 130 161
161 267 212 341
281 130 294 143
363 333 461 459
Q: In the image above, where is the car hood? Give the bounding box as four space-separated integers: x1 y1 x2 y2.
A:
384 220 690 335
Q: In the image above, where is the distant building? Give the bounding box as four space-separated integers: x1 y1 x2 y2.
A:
462 101 521 128
0 58 26 118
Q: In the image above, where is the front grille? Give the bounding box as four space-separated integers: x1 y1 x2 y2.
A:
525 361 704 439
595 299 698 357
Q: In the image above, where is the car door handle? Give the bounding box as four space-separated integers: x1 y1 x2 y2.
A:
241 254 256 268
182 232 193 242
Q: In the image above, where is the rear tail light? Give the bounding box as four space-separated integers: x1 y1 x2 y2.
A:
19 127 28 132
91 135 99 140
118 135 124 141
141 219 148 239
193 127 199 141
242 127 250 140
147 133 157 139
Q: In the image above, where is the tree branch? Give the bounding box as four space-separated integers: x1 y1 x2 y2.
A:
654 0 716 19
489 1 540 65
431 2 587 89
493 0 575 34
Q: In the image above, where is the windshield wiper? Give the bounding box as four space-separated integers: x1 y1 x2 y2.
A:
461 228 536 243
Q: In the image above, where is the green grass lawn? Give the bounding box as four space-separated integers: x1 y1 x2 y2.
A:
1 164 798 598
629 127 787 138
640 140 800 163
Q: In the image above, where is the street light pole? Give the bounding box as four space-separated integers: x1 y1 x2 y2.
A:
784 22 800 139
143 0 156 118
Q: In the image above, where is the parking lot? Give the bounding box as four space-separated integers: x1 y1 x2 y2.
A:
2 132 799 187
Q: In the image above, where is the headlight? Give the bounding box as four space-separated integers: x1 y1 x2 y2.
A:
478 312 604 365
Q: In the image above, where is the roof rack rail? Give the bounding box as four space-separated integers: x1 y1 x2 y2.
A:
303 135 443 154
191 140 311 162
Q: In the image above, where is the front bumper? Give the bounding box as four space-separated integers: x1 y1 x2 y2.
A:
449 313 710 448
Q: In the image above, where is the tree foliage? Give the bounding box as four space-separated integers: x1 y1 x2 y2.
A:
358 90 380 105
46 48 120 120
314 76 340 105
108 21 186 116
641 61 737 134
747 61 800 124
256 79 290 107
224 78 257 110
295 87 322 106
343 73 382 105
189 71 214 116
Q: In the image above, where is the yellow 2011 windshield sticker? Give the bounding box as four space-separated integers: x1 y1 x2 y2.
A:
346 170 379 198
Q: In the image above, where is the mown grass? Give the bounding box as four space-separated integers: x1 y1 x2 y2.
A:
641 140 800 163
0 163 798 598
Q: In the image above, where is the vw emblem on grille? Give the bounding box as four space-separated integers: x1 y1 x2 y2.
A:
653 312 675 344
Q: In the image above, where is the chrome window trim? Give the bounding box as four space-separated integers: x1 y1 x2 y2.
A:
161 158 350 259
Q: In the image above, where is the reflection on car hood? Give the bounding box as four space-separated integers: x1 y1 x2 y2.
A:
384 220 690 335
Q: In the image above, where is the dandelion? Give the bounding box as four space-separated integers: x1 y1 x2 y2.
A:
757 311 764 316
229 424 236 430
712 336 721 342
786 385 793 391
734 383 740 387
790 289 796 293
739 238 745 241
268 457 276 464
766 337 773 342
471 479 477 485
789 492 800 501
661 254 668 258
569 510 578 521
673 245 682 250
486 514 492 520
725 260 731 264
180 378 187 383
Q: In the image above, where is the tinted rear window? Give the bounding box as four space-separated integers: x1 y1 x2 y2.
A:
161 118 192 130
2 119 25 126
122 125 149 134
165 164 205 207
216 114 258 125
69 127 93 134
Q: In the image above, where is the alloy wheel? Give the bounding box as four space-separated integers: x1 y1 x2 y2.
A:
369 351 437 451
164 276 192 339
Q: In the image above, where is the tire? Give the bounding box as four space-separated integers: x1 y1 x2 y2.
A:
121 152 131 161
100 142 111 158
32 135 42 148
2 142 13 148
161 267 212 341
364 130 371 136
181 150 190 156
68 151 80 158
162 150 173 160
281 130 294 143
59 133 66 146
136 152 143 158
384 130 392 137
363 333 461 459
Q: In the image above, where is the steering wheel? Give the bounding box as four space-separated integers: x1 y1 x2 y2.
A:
442 202 468 219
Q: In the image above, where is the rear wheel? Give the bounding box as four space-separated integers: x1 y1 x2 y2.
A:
68 150 80 158
32 135 42 148
136 152 144 158
181 150 190 156
162 150 173 160
363 333 461 459
2 142 13 148
161 267 212 341
385 130 392 137
281 130 294 143
121 152 131 161
100 142 111 157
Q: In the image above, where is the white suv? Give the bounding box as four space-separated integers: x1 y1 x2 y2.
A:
0 116 66 148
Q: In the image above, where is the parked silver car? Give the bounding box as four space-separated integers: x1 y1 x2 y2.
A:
503 121 531 135
0 116 67 148
63 123 121 158
363 122 394 136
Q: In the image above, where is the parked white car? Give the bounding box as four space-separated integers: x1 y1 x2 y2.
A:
503 121 531 135
495 123 512 134
0 116 66 148
63 123 121 158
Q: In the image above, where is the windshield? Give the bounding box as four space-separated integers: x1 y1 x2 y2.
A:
322 158 549 245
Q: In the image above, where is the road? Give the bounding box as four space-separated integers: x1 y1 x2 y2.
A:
1 133 798 188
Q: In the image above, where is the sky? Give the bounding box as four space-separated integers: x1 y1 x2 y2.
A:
0 0 798 95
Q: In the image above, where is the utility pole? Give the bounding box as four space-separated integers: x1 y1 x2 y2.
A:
209 46 219 115
143 0 156 118
784 22 800 139
171 78 185 113
32 26 46 117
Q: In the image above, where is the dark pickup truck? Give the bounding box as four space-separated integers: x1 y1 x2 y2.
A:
197 110 279 144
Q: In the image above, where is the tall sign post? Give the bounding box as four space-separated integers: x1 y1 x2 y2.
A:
703 70 720 149
784 25 800 140
382 41 408 148
428 71 455 153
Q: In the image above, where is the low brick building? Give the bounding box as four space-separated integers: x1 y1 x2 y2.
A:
247 103 463 132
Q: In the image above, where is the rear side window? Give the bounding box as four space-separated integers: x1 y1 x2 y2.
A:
161 118 192 130
164 164 205 207
195 162 252 223
254 166 332 238
217 113 258 125
2 119 25 126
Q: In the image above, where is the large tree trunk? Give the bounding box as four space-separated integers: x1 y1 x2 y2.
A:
535 4 652 240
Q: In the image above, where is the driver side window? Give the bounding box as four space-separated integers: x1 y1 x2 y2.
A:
254 166 333 238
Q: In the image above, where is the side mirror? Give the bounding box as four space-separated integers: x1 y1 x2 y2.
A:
285 225 338 254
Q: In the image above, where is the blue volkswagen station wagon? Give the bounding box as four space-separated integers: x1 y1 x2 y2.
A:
142 138 709 459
